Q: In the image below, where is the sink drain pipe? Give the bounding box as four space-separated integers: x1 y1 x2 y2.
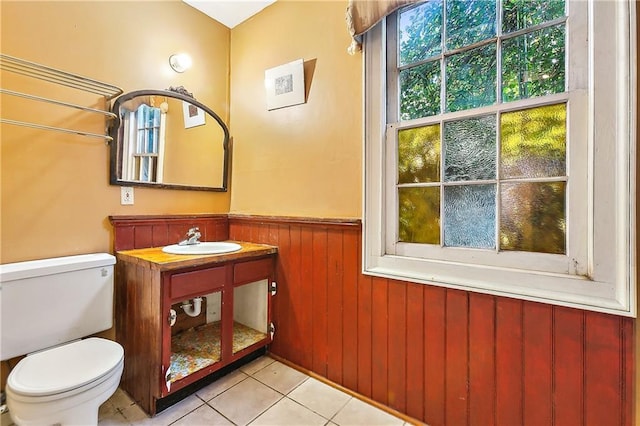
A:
181 297 203 317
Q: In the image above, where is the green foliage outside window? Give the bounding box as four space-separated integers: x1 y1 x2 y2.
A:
395 0 568 254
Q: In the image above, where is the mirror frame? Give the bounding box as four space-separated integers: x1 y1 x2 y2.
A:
109 89 230 191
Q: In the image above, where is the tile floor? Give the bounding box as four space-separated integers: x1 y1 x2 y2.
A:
2 356 411 426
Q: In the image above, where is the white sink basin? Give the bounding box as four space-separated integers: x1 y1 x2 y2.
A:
162 242 242 255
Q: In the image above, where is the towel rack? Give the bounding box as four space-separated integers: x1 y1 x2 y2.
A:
0 54 123 142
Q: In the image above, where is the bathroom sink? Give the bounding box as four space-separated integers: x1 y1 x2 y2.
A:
162 242 242 255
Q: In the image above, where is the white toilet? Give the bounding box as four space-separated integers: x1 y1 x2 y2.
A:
0 253 124 426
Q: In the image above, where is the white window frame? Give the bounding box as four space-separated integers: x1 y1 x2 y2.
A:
363 0 637 317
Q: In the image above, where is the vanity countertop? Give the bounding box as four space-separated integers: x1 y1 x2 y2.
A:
116 241 277 272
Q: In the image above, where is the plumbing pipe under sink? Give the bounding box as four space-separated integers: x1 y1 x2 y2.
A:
181 297 203 317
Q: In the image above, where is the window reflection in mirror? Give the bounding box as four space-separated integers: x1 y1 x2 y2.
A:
109 89 229 191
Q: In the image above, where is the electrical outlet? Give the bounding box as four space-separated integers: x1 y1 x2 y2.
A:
121 187 134 205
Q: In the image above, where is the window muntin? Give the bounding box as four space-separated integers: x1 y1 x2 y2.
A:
396 102 568 255
396 0 567 120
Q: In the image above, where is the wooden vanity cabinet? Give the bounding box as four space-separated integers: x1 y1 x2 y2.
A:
114 243 277 416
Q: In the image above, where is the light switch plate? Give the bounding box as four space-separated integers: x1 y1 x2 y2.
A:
121 186 134 205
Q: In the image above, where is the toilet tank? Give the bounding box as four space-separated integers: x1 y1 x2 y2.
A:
0 253 116 361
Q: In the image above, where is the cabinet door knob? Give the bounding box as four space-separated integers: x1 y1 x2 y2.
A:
168 309 177 326
165 366 172 392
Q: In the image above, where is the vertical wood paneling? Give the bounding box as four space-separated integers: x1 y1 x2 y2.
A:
299 227 314 370
265 225 282 355
469 293 496 426
114 226 134 251
239 221 252 242
114 216 635 426
229 221 242 239
445 290 469 426
342 229 359 391
110 215 229 250
424 285 446 426
215 220 229 240
134 225 153 248
585 312 623 426
495 297 523 426
523 302 553 425
257 223 269 244
371 277 389 405
387 279 407 413
357 271 373 398
287 226 303 366
553 307 584 426
311 228 328 376
168 224 186 244
621 318 634 426
405 283 424 421
326 229 344 383
267 224 279 246
276 225 291 359
151 225 169 247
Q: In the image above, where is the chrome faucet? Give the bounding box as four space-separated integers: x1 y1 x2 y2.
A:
178 227 201 245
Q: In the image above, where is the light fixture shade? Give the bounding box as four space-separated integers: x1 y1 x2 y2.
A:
169 53 192 73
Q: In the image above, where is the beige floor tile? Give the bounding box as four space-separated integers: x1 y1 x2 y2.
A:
252 361 308 394
149 394 206 425
249 397 327 426
1 412 14 426
209 376 282 425
332 398 404 426
196 369 249 401
97 414 130 426
107 388 137 411
98 399 120 420
98 399 129 425
172 404 234 425
120 394 206 426
119 402 153 425
239 355 276 375
288 378 351 419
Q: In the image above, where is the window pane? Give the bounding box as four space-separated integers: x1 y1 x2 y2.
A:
398 124 441 183
446 0 496 50
502 0 565 34
502 25 565 102
400 61 441 120
500 181 566 254
501 104 566 179
446 44 497 112
444 115 496 181
444 184 496 248
398 187 441 244
399 0 443 66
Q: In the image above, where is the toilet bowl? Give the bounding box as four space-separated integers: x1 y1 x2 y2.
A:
6 338 124 426
0 253 124 426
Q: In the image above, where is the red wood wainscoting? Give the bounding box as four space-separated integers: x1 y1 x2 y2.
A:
228 215 636 426
110 215 229 251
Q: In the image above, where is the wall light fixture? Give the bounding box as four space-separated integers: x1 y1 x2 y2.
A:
169 53 192 73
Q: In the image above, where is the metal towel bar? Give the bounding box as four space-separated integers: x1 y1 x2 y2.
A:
0 54 123 142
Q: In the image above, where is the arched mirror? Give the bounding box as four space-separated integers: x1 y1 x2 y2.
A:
109 88 229 191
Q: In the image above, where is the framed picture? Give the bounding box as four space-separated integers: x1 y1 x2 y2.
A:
265 59 305 110
182 101 206 128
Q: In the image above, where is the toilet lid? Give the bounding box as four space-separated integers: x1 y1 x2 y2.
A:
8 337 124 397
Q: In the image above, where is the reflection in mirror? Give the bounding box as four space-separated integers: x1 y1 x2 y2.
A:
109 89 229 191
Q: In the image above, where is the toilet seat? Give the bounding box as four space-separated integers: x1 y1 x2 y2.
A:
7 337 124 398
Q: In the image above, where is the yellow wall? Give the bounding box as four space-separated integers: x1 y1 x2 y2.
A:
0 0 231 263
229 0 362 218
